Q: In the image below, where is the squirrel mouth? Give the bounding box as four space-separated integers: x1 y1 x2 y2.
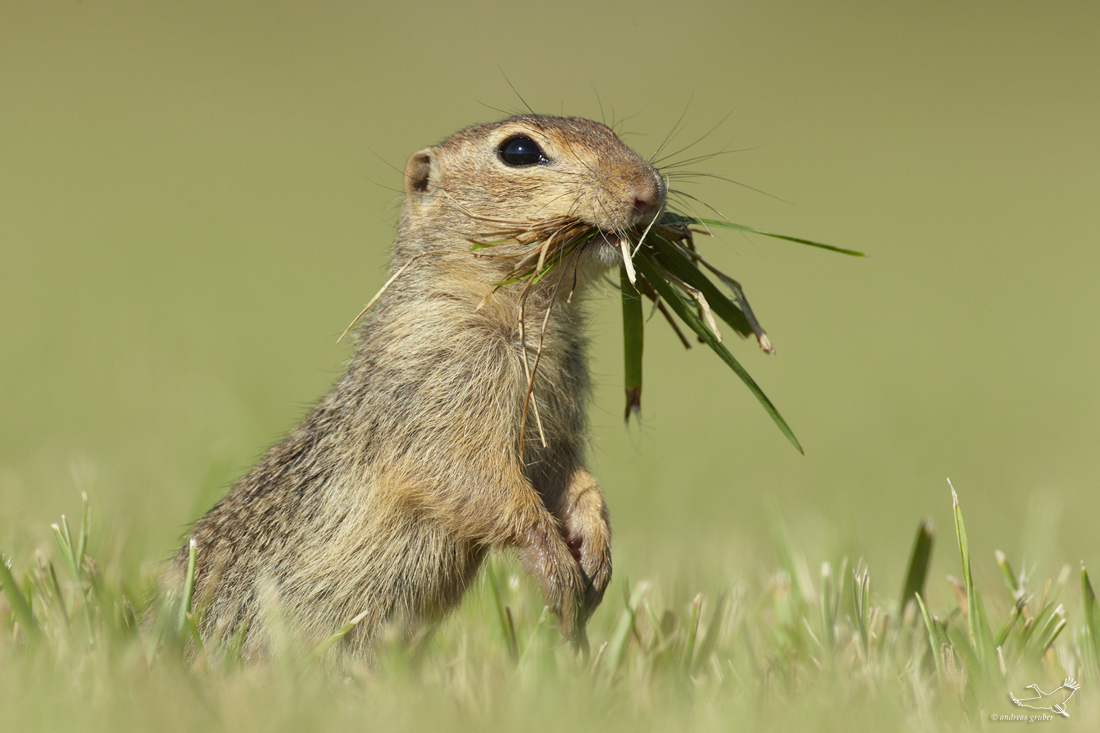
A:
590 230 621 248
581 229 636 272
467 216 646 284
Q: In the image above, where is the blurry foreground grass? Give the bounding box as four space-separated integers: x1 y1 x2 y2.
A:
2 486 1099 732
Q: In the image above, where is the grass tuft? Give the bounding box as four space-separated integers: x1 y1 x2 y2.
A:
1 485 1096 731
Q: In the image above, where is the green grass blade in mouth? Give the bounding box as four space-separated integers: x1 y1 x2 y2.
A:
633 254 803 453
620 265 644 422
666 214 867 257
647 232 754 339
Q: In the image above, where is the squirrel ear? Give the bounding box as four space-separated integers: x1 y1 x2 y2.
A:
404 148 435 196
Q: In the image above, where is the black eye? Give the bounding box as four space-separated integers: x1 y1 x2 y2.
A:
498 136 548 166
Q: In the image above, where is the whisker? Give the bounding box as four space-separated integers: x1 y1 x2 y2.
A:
650 109 735 167
665 173 790 204
649 97 694 163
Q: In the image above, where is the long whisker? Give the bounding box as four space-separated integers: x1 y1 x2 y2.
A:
658 147 758 170
666 173 791 204
650 109 735 167
649 96 693 163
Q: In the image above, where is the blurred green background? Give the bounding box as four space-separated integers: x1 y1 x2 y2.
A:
2 0 1097 612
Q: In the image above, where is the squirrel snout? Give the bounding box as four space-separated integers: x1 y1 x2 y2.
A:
628 174 665 226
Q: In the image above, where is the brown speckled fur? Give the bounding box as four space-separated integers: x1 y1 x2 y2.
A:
163 115 666 660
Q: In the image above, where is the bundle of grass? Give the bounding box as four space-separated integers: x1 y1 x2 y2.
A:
467 209 866 452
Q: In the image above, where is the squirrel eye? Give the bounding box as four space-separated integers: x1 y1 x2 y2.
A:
498 136 548 166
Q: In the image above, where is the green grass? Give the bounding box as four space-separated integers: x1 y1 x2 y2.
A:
616 212 865 455
2 485 1097 732
469 211 866 454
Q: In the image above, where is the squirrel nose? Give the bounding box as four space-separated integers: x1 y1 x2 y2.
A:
630 175 665 224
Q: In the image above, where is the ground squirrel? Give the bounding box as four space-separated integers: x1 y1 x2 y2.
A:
164 115 666 660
